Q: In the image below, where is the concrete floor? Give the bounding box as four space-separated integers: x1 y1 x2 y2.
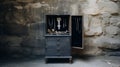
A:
0 56 120 67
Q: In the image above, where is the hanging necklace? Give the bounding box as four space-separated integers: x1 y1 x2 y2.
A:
76 17 80 33
75 18 78 32
48 18 53 29
52 18 55 32
57 17 61 30
53 18 56 30
63 19 67 28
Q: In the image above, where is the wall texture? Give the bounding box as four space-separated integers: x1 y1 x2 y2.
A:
0 0 120 58
82 0 120 55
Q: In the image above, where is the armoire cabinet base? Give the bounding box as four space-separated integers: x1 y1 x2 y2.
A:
45 56 72 63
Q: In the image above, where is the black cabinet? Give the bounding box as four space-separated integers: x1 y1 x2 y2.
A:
45 15 72 63
45 15 83 63
45 35 71 56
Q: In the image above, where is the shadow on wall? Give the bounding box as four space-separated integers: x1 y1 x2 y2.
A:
4 23 28 36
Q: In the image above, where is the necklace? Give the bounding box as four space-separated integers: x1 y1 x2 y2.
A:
76 17 80 34
57 17 61 30
48 18 53 29
53 18 56 31
63 19 67 29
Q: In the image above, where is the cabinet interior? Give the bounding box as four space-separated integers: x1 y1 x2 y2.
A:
46 15 70 35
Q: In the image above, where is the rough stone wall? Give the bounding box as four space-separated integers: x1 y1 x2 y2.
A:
0 0 120 58
0 0 85 58
0 0 44 58
81 0 120 55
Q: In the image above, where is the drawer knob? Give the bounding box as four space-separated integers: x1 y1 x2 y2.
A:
57 38 60 41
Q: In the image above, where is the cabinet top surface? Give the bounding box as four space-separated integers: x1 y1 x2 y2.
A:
45 34 71 37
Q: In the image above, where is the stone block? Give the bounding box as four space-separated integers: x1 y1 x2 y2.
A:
98 1 119 14
83 0 119 15
82 0 99 15
8 47 22 53
85 16 103 36
22 47 32 56
105 25 119 35
101 13 111 25
83 14 90 32
110 16 120 26
32 48 44 55
76 38 103 55
4 23 28 36
93 36 120 49
16 0 34 2
14 6 23 9
5 36 22 47
70 4 79 15
25 2 42 9
20 36 42 48
117 22 120 27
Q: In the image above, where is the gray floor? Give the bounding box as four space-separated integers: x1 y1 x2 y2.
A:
0 56 120 67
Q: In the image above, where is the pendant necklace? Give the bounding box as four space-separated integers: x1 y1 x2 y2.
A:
57 17 61 30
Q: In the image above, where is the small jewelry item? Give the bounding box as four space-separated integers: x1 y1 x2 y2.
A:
52 29 55 32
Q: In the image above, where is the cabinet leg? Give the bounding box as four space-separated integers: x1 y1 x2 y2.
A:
45 58 48 63
69 58 72 63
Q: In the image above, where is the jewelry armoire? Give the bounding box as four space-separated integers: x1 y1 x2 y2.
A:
45 15 83 63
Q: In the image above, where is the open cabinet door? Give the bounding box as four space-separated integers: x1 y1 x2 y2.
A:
71 16 83 49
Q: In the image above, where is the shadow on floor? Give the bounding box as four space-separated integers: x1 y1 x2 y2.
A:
72 54 96 62
0 55 96 64
46 58 71 63
0 55 44 65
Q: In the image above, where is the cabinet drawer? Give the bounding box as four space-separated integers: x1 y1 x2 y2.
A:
46 49 61 56
46 48 70 56
60 49 71 56
59 40 71 50
46 38 57 49
56 37 70 42
45 36 71 56
46 42 57 49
